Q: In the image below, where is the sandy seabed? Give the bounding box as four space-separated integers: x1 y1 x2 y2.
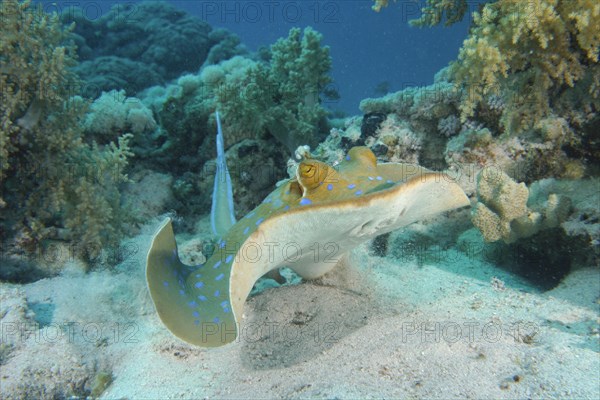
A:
1 217 598 399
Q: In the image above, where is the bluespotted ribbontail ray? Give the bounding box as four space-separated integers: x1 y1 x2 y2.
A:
146 146 470 347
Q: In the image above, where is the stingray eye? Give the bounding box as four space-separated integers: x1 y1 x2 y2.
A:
300 163 315 178
297 160 328 190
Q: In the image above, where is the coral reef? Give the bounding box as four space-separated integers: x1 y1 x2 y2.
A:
444 115 588 183
374 1 599 176
214 27 333 153
84 90 157 138
372 0 467 26
364 114 423 164
140 25 332 171
63 1 246 96
460 176 598 288
76 56 165 97
83 89 160 158
471 169 572 243
449 0 599 136
1 0 134 264
408 0 468 27
358 75 460 168
364 0 599 290
437 114 461 137
126 28 332 223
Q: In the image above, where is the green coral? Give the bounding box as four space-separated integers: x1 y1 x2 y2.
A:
1 0 133 260
214 27 332 152
449 0 600 134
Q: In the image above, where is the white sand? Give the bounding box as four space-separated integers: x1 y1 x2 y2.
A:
1 218 598 399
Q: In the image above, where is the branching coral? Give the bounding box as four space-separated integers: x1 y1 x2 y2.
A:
450 0 600 134
372 0 467 26
1 0 134 261
148 26 332 179
214 27 332 152
408 0 468 27
1 0 76 181
374 0 599 135
372 0 599 174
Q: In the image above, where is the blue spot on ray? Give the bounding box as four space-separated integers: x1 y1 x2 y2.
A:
355 190 363 196
348 183 356 189
225 255 233 263
213 317 220 324
215 273 224 281
195 281 204 288
163 281 169 287
327 183 333 191
179 289 185 296
284 205 290 211
213 260 221 269
255 217 264 226
346 155 351 161
198 295 207 302
300 198 312 205
188 300 197 308
214 290 220 297
243 226 250 235
376 176 383 180
192 311 199 318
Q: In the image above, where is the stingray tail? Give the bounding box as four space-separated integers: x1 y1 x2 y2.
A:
211 111 236 237
146 218 238 347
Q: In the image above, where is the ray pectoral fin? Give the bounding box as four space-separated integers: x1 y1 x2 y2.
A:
398 173 470 224
146 218 238 347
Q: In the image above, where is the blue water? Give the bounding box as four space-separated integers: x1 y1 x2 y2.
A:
35 0 470 114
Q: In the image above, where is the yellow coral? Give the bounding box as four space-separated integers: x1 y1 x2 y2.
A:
450 0 599 134
1 0 135 261
472 170 573 243
0 0 76 181
409 0 468 27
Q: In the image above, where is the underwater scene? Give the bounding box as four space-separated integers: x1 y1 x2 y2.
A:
1 0 599 398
